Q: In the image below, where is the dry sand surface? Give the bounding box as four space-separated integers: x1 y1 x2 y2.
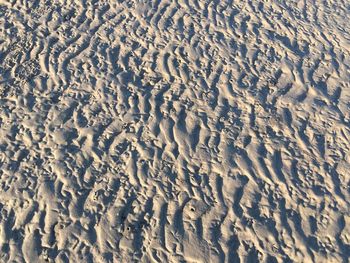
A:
0 0 350 262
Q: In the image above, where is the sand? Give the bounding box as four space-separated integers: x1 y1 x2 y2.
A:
0 0 350 262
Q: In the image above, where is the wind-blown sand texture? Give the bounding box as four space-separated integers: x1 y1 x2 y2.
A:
0 0 350 262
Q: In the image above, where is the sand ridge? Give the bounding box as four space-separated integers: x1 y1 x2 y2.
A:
0 0 350 262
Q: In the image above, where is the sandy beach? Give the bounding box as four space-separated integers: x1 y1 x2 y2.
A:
0 0 350 262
